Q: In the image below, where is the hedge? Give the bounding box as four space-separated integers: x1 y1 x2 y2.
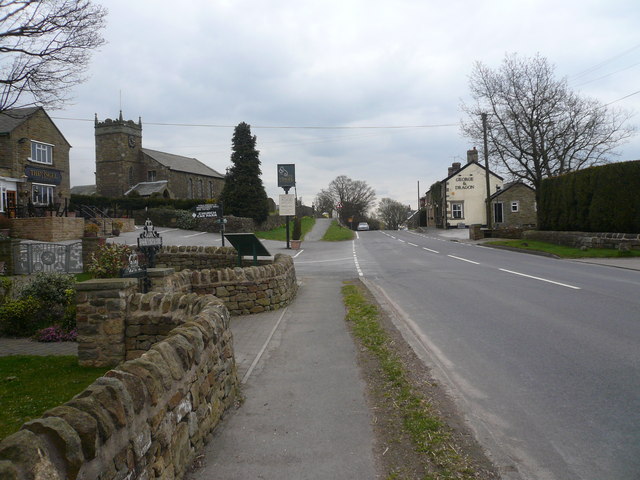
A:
538 160 640 233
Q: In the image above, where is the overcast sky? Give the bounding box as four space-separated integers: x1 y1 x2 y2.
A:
53 0 640 211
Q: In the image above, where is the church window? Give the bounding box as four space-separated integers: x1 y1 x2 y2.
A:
188 178 193 199
148 170 156 181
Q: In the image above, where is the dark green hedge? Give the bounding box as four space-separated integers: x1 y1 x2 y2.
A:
539 160 640 233
70 194 209 212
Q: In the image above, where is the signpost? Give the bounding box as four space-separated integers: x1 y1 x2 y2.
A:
277 164 296 249
137 219 162 267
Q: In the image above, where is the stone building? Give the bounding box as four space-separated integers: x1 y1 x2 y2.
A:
490 182 537 228
93 112 225 199
0 107 71 217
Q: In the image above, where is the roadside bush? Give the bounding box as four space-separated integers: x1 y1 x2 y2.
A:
88 242 132 278
33 325 78 342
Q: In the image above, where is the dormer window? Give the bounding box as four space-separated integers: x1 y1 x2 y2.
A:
30 141 53 165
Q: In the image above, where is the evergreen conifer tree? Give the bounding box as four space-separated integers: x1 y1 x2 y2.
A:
221 122 269 223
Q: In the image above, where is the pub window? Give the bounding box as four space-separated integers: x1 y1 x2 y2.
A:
511 201 519 213
148 170 156 181
32 183 54 205
452 203 463 219
30 141 53 165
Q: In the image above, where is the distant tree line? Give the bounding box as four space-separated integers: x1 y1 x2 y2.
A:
538 160 640 233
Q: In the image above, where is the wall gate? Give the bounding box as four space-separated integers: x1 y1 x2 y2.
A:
12 241 83 274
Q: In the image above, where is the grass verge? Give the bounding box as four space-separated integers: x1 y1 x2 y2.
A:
342 283 478 479
255 216 315 241
485 239 640 258
322 220 355 241
0 355 110 440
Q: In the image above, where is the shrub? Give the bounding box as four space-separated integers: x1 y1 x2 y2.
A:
88 242 132 278
84 222 100 236
112 220 123 230
175 209 198 230
0 296 44 336
292 217 302 240
17 272 75 307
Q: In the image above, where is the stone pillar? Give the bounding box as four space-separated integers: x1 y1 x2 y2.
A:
146 267 176 292
75 278 138 367
0 238 20 275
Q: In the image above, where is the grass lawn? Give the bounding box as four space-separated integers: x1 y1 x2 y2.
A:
322 220 355 241
0 355 110 440
255 216 315 241
486 239 640 259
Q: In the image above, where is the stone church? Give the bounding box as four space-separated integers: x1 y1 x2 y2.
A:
85 112 225 199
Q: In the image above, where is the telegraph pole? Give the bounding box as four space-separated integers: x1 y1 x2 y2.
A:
482 113 492 229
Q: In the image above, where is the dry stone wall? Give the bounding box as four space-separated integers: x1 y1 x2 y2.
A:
0 293 237 480
153 253 298 315
523 230 640 250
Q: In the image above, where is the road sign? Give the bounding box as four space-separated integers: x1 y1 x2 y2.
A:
277 164 296 188
192 203 221 219
279 194 296 216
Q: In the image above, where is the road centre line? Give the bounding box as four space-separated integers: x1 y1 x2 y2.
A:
398 239 406 243
423 247 439 254
408 242 419 247
353 241 363 277
499 268 581 290
447 255 480 265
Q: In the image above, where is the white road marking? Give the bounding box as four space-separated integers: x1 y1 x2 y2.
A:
295 257 353 264
398 239 406 243
422 247 439 254
183 231 208 238
293 249 304 258
408 242 419 247
241 307 288 384
499 269 581 290
447 255 480 265
353 240 363 276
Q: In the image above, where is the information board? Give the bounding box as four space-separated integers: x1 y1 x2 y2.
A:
279 194 296 216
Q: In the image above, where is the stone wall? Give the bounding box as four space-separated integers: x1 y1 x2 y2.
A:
523 230 640 250
0 293 238 480
157 254 298 316
155 245 239 271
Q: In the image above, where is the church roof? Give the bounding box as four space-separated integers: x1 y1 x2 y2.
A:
70 185 97 196
124 180 171 197
142 148 224 178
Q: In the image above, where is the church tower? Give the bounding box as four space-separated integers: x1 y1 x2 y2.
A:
95 112 143 197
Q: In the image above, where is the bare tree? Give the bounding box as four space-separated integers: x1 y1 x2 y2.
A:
461 53 635 198
314 188 335 217
376 197 410 230
0 0 107 112
325 175 376 225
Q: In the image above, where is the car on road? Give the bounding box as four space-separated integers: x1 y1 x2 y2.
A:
357 222 370 231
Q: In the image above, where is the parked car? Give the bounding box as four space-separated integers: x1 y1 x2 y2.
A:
357 222 370 231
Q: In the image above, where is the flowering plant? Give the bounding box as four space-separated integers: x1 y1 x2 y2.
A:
88 242 132 278
33 325 77 342
84 222 100 235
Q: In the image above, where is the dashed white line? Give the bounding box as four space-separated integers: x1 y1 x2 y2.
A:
353 241 363 276
408 242 419 247
398 239 406 243
422 247 439 254
447 255 480 265
499 269 581 290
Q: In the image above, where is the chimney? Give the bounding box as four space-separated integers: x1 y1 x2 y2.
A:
467 147 478 164
448 162 462 176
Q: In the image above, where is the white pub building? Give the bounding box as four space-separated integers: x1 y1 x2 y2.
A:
438 148 503 228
